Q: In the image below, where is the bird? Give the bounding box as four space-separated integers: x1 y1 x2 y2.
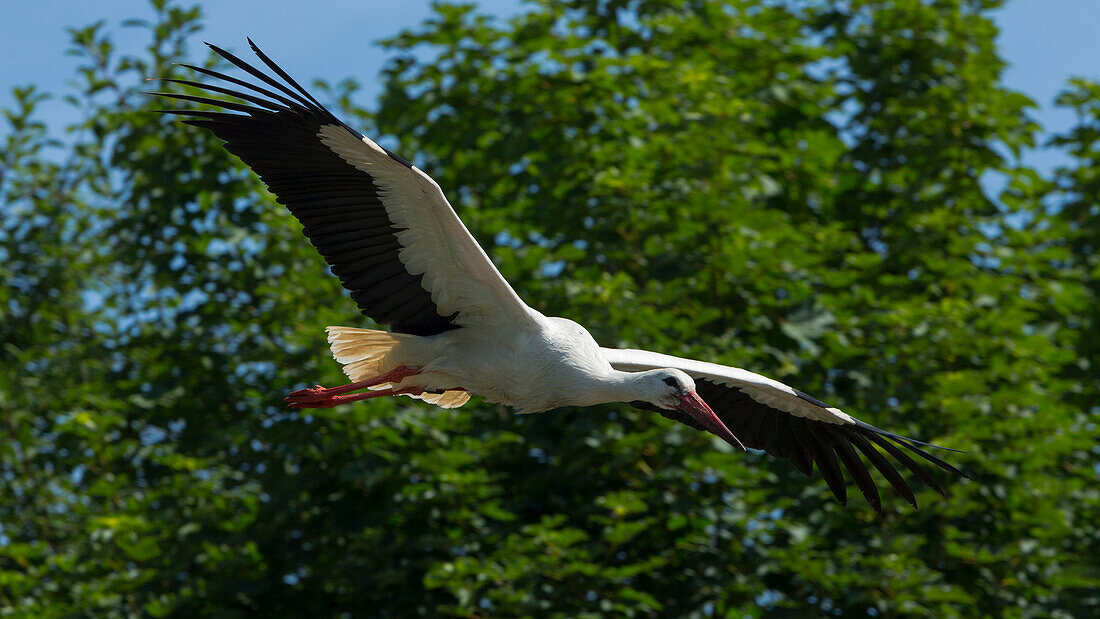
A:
153 39 967 512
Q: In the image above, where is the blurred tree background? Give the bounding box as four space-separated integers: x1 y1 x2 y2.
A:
1 0 1097 616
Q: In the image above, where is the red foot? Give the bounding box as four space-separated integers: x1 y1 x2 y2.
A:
285 385 331 405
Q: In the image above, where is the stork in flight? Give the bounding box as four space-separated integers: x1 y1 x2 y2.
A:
155 40 967 512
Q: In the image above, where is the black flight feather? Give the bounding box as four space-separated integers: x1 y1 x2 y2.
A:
153 41 459 336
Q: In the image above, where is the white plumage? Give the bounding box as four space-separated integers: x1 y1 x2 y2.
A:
156 39 967 512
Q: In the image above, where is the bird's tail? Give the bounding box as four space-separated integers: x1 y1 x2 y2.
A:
325 326 404 383
324 326 470 409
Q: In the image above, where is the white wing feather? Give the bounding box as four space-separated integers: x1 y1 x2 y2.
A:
319 125 535 329
600 347 855 425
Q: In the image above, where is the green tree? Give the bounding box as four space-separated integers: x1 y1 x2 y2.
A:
1043 77 1100 614
0 0 1096 616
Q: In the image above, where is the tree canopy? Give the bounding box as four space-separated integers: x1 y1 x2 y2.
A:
1 0 1097 616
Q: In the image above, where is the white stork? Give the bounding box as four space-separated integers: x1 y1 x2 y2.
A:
155 40 967 511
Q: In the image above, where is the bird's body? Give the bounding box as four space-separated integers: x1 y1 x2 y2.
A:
333 313 680 413
155 40 969 512
445 313 620 412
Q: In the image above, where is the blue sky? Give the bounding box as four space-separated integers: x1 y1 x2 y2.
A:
1 0 1098 175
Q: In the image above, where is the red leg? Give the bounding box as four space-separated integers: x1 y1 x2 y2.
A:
285 366 420 406
287 385 425 409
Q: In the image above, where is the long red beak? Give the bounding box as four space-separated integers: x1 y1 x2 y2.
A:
677 391 745 450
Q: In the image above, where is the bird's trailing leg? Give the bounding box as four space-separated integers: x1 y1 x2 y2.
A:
284 365 421 408
287 384 425 409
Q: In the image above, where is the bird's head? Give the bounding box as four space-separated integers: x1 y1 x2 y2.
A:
633 369 745 450
635 368 697 410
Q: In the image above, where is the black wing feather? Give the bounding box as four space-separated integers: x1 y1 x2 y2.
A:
862 432 946 497
154 42 459 336
805 429 848 505
848 432 916 508
177 63 305 109
783 417 815 477
645 377 966 512
827 428 882 512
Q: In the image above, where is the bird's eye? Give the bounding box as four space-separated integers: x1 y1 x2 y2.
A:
662 377 679 388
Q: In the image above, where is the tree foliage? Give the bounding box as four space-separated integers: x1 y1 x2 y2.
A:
1 0 1096 616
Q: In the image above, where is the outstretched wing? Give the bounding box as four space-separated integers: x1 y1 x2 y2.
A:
153 40 533 335
601 347 967 511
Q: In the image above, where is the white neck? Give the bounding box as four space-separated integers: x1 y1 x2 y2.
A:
571 369 660 408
